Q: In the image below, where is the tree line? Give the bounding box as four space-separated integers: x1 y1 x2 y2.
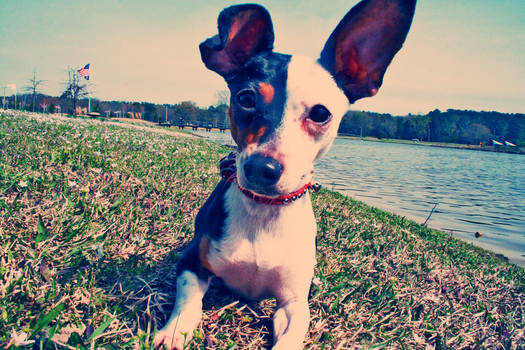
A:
2 92 230 128
2 70 230 129
2 90 524 146
94 100 231 128
339 109 525 146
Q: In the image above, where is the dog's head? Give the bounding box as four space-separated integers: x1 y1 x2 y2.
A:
200 0 416 198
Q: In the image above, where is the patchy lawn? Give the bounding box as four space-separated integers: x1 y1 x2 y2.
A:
0 110 523 349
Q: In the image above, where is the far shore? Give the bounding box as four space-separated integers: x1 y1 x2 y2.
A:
339 135 525 154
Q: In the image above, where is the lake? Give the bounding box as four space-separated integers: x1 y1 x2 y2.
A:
193 130 525 266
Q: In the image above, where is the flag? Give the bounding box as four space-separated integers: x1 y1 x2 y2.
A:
6 83 16 92
78 64 90 80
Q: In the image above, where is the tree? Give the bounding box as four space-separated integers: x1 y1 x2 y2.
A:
143 102 157 121
93 101 102 114
25 70 45 112
462 123 492 144
39 98 50 113
401 115 430 141
214 89 230 106
60 68 88 114
208 104 229 128
373 114 397 139
174 101 199 124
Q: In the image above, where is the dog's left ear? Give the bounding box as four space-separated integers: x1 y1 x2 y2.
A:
319 0 416 104
200 4 274 79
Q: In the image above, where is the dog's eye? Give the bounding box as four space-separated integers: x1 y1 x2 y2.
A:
308 104 331 124
237 90 256 109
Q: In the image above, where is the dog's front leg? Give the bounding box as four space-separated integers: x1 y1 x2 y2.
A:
272 299 310 350
154 270 210 350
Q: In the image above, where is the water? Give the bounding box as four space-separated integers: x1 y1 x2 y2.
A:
194 130 525 266
315 139 525 266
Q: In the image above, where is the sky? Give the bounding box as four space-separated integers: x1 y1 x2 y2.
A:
1 0 524 115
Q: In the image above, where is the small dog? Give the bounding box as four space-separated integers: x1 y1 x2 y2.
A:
155 0 415 348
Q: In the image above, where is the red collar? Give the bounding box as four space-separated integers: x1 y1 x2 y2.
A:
219 152 320 205
237 181 312 205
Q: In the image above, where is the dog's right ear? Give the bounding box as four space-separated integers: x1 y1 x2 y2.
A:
200 4 274 79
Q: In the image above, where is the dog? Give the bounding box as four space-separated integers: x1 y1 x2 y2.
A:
154 0 415 348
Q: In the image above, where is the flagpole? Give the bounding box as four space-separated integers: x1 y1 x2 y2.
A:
77 63 91 114
87 65 90 113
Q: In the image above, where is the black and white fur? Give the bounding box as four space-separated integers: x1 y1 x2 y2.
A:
154 0 415 348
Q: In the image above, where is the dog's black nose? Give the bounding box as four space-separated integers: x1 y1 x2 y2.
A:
243 154 283 187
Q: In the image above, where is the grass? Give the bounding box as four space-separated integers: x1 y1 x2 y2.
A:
0 110 523 349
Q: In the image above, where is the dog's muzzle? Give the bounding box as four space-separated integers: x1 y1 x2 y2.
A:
243 153 283 188
219 152 321 205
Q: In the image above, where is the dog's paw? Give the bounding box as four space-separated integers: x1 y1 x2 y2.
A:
153 329 189 350
272 342 303 350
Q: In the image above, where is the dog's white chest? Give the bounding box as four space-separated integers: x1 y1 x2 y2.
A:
205 186 317 300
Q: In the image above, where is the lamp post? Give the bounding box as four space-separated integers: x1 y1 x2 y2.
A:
2 86 5 109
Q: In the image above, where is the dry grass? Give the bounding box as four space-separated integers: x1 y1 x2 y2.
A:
0 110 523 349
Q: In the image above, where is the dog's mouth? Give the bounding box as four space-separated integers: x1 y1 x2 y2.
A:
236 175 281 198
237 179 312 205
220 152 315 204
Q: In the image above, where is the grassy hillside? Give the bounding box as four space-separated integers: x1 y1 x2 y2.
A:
0 110 523 349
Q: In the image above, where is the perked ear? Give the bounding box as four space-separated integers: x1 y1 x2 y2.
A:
200 4 274 79
319 0 416 104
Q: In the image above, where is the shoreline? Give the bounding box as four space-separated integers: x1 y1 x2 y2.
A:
346 197 525 267
338 135 525 154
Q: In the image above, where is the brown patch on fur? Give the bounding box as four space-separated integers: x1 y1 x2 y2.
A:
239 125 268 148
228 10 253 43
258 82 275 104
256 126 267 139
199 237 213 272
336 41 367 85
227 11 268 61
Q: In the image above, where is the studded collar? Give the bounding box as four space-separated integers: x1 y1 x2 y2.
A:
219 152 321 205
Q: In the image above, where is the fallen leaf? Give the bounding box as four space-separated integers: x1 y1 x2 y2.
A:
10 328 35 346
